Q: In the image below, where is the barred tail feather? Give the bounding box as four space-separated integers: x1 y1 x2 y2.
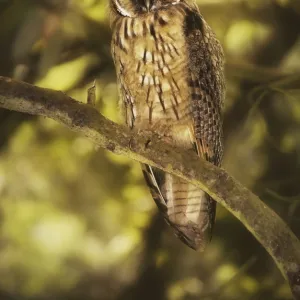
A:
142 163 216 251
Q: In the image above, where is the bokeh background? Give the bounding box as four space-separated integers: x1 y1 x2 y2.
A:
0 0 300 299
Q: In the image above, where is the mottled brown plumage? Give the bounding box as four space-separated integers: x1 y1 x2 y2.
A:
110 0 225 250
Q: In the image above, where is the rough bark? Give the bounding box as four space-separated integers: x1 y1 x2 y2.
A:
0 76 299 299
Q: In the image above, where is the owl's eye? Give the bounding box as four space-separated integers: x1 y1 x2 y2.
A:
154 0 182 10
114 0 133 17
112 0 151 16
112 0 182 17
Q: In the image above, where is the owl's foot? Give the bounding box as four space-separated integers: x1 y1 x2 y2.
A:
135 128 157 149
143 130 173 149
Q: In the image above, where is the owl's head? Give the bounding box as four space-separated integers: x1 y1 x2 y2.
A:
110 0 182 18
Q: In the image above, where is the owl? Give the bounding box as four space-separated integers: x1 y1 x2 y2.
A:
110 0 225 251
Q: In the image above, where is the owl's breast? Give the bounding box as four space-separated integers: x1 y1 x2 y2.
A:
112 5 194 136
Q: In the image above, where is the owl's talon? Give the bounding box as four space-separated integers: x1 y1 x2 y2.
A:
129 137 137 151
145 139 152 149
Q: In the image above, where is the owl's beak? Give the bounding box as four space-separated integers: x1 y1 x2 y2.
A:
144 0 153 11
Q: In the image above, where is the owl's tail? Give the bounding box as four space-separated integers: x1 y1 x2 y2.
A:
142 164 216 251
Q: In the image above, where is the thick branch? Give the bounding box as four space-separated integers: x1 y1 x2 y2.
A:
0 76 300 299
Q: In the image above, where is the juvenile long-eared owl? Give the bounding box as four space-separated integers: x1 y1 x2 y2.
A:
110 0 225 251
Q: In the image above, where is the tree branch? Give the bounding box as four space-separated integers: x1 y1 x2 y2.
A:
0 76 299 299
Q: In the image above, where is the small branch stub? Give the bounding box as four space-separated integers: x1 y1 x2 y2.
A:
87 79 96 106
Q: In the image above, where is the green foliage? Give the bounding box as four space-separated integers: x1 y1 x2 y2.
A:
0 0 299 299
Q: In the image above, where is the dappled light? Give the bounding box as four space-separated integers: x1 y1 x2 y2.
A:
0 0 299 299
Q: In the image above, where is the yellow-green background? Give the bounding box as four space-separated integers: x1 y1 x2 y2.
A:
0 0 299 299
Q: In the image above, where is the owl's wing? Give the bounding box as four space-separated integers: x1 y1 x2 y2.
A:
184 8 225 166
183 7 225 240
